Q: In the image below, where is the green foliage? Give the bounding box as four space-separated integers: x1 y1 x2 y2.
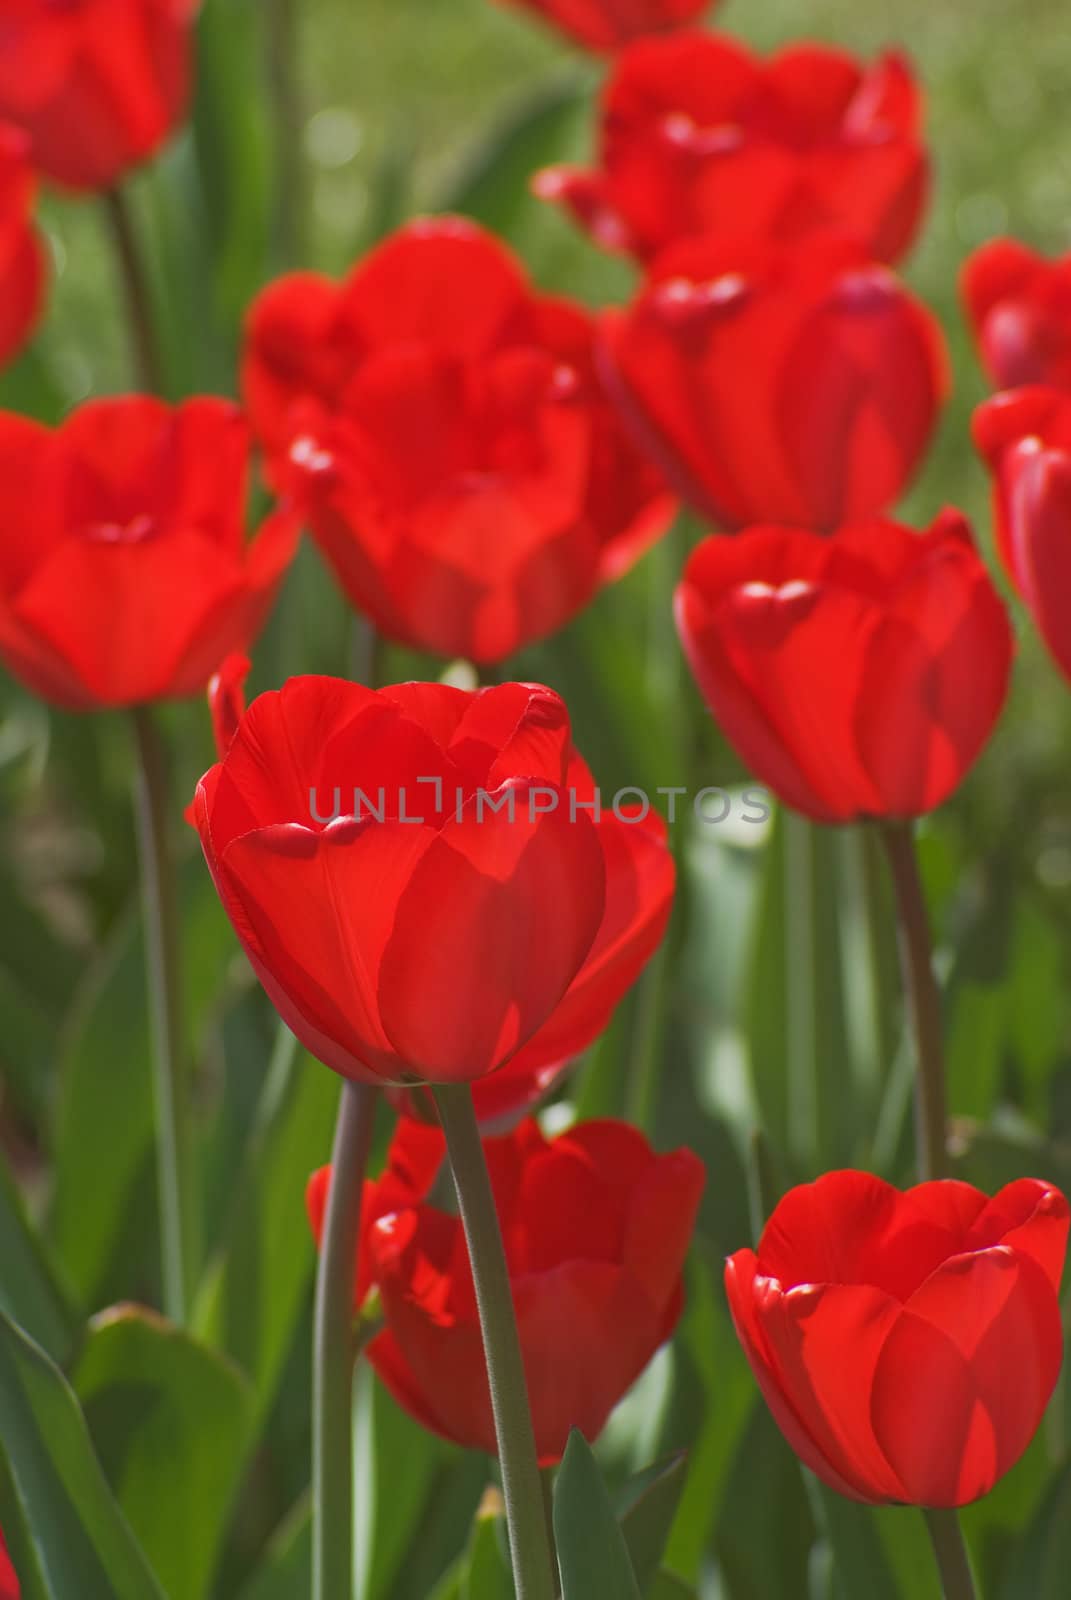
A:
0 0 1070 1596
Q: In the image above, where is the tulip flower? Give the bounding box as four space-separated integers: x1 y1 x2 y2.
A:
0 0 197 192
973 386 1071 684
0 1530 18 1600
194 676 674 1087
242 217 675 664
0 126 45 369
962 239 1071 392
309 1115 705 1461
675 512 1012 823
0 397 298 710
601 234 947 530
536 35 928 265
493 0 710 53
726 1170 1069 1506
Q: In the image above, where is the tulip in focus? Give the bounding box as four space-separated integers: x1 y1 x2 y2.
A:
194 676 674 1088
726 1170 1069 1505
493 0 711 53
0 126 44 369
198 659 674 1121
962 239 1071 392
308 1115 705 1461
0 0 198 191
242 217 675 664
974 386 1071 685
536 35 928 264
675 512 1013 823
601 234 947 530
0 397 299 709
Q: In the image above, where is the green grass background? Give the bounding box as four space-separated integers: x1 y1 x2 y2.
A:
1 2 1071 1597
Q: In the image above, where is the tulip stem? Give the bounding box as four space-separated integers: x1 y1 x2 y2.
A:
103 188 165 395
131 706 195 1324
879 821 949 1182
266 0 308 264
433 1084 558 1600
924 1509 978 1599
313 1078 378 1600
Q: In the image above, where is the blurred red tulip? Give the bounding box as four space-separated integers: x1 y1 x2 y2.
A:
195 677 674 1086
306 1117 446 1311
601 234 947 530
536 35 927 264
974 386 1071 685
0 1529 18 1600
242 217 675 664
493 0 710 53
310 1116 704 1462
0 126 45 369
962 239 1071 392
726 1171 1069 1506
0 0 197 191
675 512 1012 823
0 397 298 709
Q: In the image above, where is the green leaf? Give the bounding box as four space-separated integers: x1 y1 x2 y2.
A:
662 1263 755 1584
49 864 236 1309
553 1431 642 1600
808 1482 939 1600
463 1505 514 1600
355 1363 450 1600
0 1306 164 1600
73 1305 254 1600
999 1463 1071 1600
617 1454 687 1594
0 1159 79 1366
234 1497 310 1600
194 1027 339 1427
646 1574 696 1600
438 72 589 240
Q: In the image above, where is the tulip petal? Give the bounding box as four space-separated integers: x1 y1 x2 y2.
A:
873 1246 1064 1505
222 818 437 1084
724 1251 880 1502
376 784 605 1079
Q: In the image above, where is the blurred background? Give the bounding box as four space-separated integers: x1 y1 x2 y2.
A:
2 1 1071 1596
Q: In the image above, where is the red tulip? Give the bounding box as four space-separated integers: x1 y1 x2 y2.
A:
962 239 1071 392
726 1171 1069 1506
493 0 710 53
395 774 673 1127
973 386 1071 684
241 217 675 664
207 651 251 759
675 512 1012 823
0 126 45 369
309 1115 704 1462
0 1530 18 1600
601 234 947 530
0 0 197 191
194 677 673 1086
0 397 298 710
536 35 927 265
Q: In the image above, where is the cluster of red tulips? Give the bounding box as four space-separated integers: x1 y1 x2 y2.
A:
0 2 1069 1598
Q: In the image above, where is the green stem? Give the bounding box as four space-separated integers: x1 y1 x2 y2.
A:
313 1079 378 1600
923 1508 978 1599
131 706 194 1323
103 188 164 394
433 1085 557 1600
266 0 307 265
879 822 949 1181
